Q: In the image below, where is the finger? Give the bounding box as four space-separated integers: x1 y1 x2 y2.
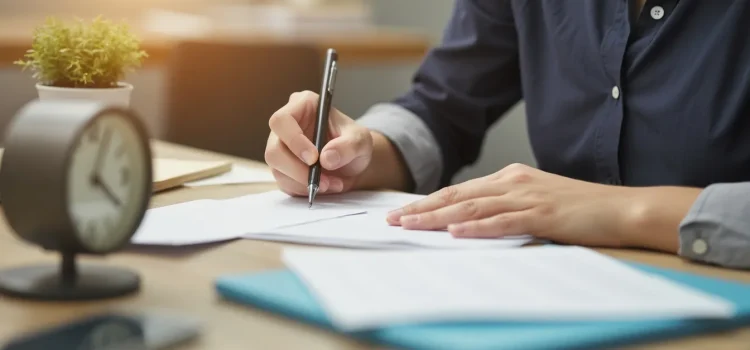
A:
447 209 536 238
399 196 532 231
264 135 309 183
386 178 507 225
272 169 308 196
285 90 318 124
265 137 330 190
272 168 333 196
319 126 372 173
326 175 345 193
268 111 318 166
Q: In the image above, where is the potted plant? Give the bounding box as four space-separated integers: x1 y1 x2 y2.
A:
14 16 148 107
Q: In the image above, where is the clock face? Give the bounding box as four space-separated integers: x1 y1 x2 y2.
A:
66 112 149 253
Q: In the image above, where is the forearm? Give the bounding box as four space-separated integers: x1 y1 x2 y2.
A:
354 131 414 192
620 186 703 253
354 103 444 194
621 183 750 269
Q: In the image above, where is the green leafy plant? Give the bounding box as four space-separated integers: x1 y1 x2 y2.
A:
15 16 148 88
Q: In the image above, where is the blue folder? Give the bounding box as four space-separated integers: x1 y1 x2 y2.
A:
215 262 750 350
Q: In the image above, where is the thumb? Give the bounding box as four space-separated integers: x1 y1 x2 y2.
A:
319 125 372 173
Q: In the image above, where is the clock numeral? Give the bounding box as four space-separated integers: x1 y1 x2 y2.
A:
76 137 87 154
114 143 125 159
121 167 130 186
88 123 100 142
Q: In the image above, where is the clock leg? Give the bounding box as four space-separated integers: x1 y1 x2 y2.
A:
0 251 141 301
61 250 77 285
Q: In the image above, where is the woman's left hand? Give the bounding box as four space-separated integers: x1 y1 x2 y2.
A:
387 163 646 248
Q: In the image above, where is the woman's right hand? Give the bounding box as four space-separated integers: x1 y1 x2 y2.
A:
264 91 374 196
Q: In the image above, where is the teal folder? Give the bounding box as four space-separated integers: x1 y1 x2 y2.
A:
215 262 750 350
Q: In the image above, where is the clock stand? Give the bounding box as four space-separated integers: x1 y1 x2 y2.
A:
0 250 140 301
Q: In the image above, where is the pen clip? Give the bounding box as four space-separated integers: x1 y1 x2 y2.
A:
327 61 338 94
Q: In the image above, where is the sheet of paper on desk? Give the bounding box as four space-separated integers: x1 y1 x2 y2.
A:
183 165 275 187
302 190 427 211
131 199 243 245
281 246 736 331
131 191 366 245
246 210 532 249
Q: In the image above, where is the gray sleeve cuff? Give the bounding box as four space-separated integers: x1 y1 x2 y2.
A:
356 103 442 195
678 182 750 269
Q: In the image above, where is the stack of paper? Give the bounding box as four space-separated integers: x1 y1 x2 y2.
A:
250 210 531 249
131 190 531 249
282 246 736 331
131 191 364 245
242 190 531 249
290 190 426 210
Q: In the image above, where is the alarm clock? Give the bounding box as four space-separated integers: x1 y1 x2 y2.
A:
0 99 152 301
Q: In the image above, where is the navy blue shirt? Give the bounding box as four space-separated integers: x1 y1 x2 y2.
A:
391 0 750 188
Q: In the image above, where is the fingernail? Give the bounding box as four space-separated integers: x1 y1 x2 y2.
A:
329 178 344 192
448 223 464 236
320 177 330 192
386 209 403 223
401 215 419 226
322 150 340 168
300 150 315 165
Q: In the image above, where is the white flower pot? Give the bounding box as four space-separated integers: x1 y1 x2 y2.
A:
36 82 134 107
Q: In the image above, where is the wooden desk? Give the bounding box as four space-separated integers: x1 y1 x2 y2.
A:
0 18 431 68
1 140 749 349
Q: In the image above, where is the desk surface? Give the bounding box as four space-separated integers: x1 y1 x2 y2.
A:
0 17 431 67
0 140 749 349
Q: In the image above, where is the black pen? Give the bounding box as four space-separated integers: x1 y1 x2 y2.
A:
308 48 338 208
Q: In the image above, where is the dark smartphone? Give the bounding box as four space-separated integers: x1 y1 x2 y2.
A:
2 310 201 350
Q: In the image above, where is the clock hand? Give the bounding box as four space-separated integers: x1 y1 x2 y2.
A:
93 176 122 207
89 126 122 207
91 127 113 181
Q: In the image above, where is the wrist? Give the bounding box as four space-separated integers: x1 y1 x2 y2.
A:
353 130 413 192
617 186 703 253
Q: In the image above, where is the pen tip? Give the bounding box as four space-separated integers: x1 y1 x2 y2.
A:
307 184 318 209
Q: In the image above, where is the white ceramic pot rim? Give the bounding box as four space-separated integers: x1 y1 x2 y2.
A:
35 82 134 92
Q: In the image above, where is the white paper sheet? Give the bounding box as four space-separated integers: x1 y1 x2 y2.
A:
184 165 275 187
302 190 427 211
131 199 243 245
282 246 736 331
247 210 532 249
131 191 365 245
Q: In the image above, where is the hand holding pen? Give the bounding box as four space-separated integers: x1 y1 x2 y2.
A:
264 48 374 202
307 49 339 207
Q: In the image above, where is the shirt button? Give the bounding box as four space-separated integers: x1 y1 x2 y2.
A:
692 239 708 255
611 86 620 100
651 6 665 20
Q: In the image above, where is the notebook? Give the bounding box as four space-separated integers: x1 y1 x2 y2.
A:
152 158 232 192
0 147 231 194
215 262 750 350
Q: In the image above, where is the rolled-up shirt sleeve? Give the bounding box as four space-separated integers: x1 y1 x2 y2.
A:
357 103 443 194
679 182 750 269
358 0 523 193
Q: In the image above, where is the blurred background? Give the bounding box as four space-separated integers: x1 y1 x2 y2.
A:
0 0 535 184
